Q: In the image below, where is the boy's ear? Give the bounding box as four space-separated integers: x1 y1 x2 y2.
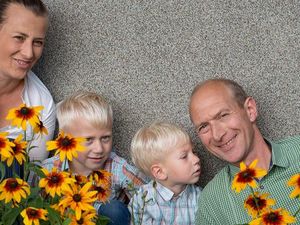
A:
150 163 167 181
244 96 258 122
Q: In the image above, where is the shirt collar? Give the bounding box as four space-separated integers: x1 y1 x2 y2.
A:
228 137 289 176
154 181 189 201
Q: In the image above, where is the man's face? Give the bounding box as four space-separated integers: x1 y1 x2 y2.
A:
189 83 257 165
0 4 48 81
63 118 113 176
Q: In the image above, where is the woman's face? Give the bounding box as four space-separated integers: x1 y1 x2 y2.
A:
0 3 48 81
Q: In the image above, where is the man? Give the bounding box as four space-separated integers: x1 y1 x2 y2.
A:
189 78 300 224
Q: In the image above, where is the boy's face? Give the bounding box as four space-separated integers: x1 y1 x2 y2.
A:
162 139 201 187
63 118 113 176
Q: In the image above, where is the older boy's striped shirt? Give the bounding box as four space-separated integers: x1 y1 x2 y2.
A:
129 180 202 225
195 136 300 225
42 149 149 212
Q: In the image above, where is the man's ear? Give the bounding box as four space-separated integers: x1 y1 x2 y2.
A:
150 164 167 181
244 97 258 122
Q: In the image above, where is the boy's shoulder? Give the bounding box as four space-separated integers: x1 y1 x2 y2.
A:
42 155 64 171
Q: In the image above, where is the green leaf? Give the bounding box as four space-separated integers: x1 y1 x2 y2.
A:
96 215 110 225
62 218 71 225
0 163 6 181
45 206 62 225
2 207 22 225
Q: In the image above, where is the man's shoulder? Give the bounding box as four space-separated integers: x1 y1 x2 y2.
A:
201 166 231 196
275 135 300 145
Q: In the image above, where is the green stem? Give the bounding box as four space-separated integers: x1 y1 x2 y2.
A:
249 187 261 216
293 206 300 217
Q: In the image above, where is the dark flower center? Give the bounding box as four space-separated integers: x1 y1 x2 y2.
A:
265 212 280 222
77 218 84 224
50 175 60 183
73 194 81 202
61 138 71 147
237 169 255 182
297 177 300 186
8 180 18 189
29 209 37 216
0 139 5 148
20 107 30 115
246 196 266 210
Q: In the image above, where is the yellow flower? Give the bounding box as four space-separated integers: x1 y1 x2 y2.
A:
6 104 43 130
249 208 296 225
232 159 267 193
39 168 75 197
46 131 85 161
287 173 300 198
0 178 30 205
21 207 48 225
59 182 97 220
72 174 88 186
0 132 14 158
91 184 111 203
88 170 111 188
3 134 27 166
70 210 97 225
244 192 276 218
33 120 48 136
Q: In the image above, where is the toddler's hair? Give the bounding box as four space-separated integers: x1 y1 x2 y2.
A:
57 91 113 130
130 121 191 177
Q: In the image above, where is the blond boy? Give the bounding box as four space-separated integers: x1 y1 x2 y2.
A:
42 91 149 225
129 122 202 225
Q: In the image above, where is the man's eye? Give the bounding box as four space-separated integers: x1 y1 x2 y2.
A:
14 36 25 41
198 124 209 134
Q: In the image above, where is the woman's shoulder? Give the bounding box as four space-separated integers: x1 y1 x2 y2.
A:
24 71 54 108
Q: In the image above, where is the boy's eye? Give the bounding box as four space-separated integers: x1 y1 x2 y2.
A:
85 138 93 145
101 136 111 143
180 154 187 159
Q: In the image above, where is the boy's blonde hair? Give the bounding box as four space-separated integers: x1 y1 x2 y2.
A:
130 122 191 177
57 91 113 130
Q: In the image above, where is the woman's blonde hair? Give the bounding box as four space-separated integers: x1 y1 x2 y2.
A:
130 121 191 177
57 91 113 130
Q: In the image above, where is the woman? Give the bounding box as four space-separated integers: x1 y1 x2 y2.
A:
0 0 55 171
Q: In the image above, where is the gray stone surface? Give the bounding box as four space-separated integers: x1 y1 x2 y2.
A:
35 0 300 187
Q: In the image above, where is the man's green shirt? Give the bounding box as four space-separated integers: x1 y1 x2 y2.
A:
195 136 300 225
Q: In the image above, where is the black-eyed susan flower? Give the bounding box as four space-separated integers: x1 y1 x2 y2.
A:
91 184 111 203
3 134 27 167
33 120 48 136
72 174 88 186
46 131 85 162
69 210 97 225
6 104 43 130
88 170 111 188
21 207 48 225
39 168 75 197
0 132 14 159
0 178 30 205
244 192 276 218
287 173 300 199
59 182 97 220
232 159 267 193
249 208 296 225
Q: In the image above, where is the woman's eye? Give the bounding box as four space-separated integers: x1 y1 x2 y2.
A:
33 40 44 47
